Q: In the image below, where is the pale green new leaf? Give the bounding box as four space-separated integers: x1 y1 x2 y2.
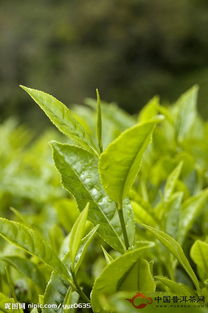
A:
52 142 135 252
101 246 113 264
190 240 208 280
165 192 183 239
164 162 183 202
119 258 156 293
175 85 198 141
73 224 99 272
91 243 153 313
20 85 97 154
132 201 157 227
138 96 159 122
142 224 200 292
178 189 208 243
99 119 160 204
155 276 195 296
69 204 89 265
96 89 103 153
0 218 69 279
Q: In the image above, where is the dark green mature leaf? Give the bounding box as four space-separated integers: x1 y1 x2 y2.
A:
1 256 45 291
142 224 200 292
0 218 69 279
99 119 160 204
0 293 23 313
91 243 153 313
190 240 208 280
43 273 70 313
52 142 135 252
20 86 97 154
175 85 198 142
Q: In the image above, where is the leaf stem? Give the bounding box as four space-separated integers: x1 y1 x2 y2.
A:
118 203 130 250
71 269 90 303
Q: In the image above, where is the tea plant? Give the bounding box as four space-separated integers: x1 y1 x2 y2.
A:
0 85 208 312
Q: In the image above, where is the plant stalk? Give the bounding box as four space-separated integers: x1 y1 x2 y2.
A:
71 269 90 303
118 203 130 250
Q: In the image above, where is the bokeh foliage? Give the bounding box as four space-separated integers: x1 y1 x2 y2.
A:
1 0 208 126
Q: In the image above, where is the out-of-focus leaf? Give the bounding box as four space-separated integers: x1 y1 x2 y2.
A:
175 85 198 142
190 240 208 281
0 218 69 279
0 293 23 313
138 96 159 122
20 86 97 154
164 162 183 202
1 256 45 291
142 224 200 292
132 201 157 227
165 192 183 239
91 243 153 313
178 189 208 243
85 98 135 131
155 276 195 295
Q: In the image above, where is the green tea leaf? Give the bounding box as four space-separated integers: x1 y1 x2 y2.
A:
20 85 97 154
164 162 183 202
132 201 157 227
85 98 135 131
69 204 89 266
74 224 99 272
1 256 45 291
175 85 198 142
142 224 200 292
190 240 208 280
0 293 23 313
0 218 69 279
43 273 70 313
178 189 208 243
139 96 159 122
99 119 160 204
165 192 183 239
96 89 103 153
101 246 113 264
52 142 135 252
155 276 195 295
91 243 153 313
119 258 156 293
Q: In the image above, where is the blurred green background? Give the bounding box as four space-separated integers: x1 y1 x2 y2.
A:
1 0 208 128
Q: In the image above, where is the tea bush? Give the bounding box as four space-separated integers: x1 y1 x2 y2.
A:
0 85 208 312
